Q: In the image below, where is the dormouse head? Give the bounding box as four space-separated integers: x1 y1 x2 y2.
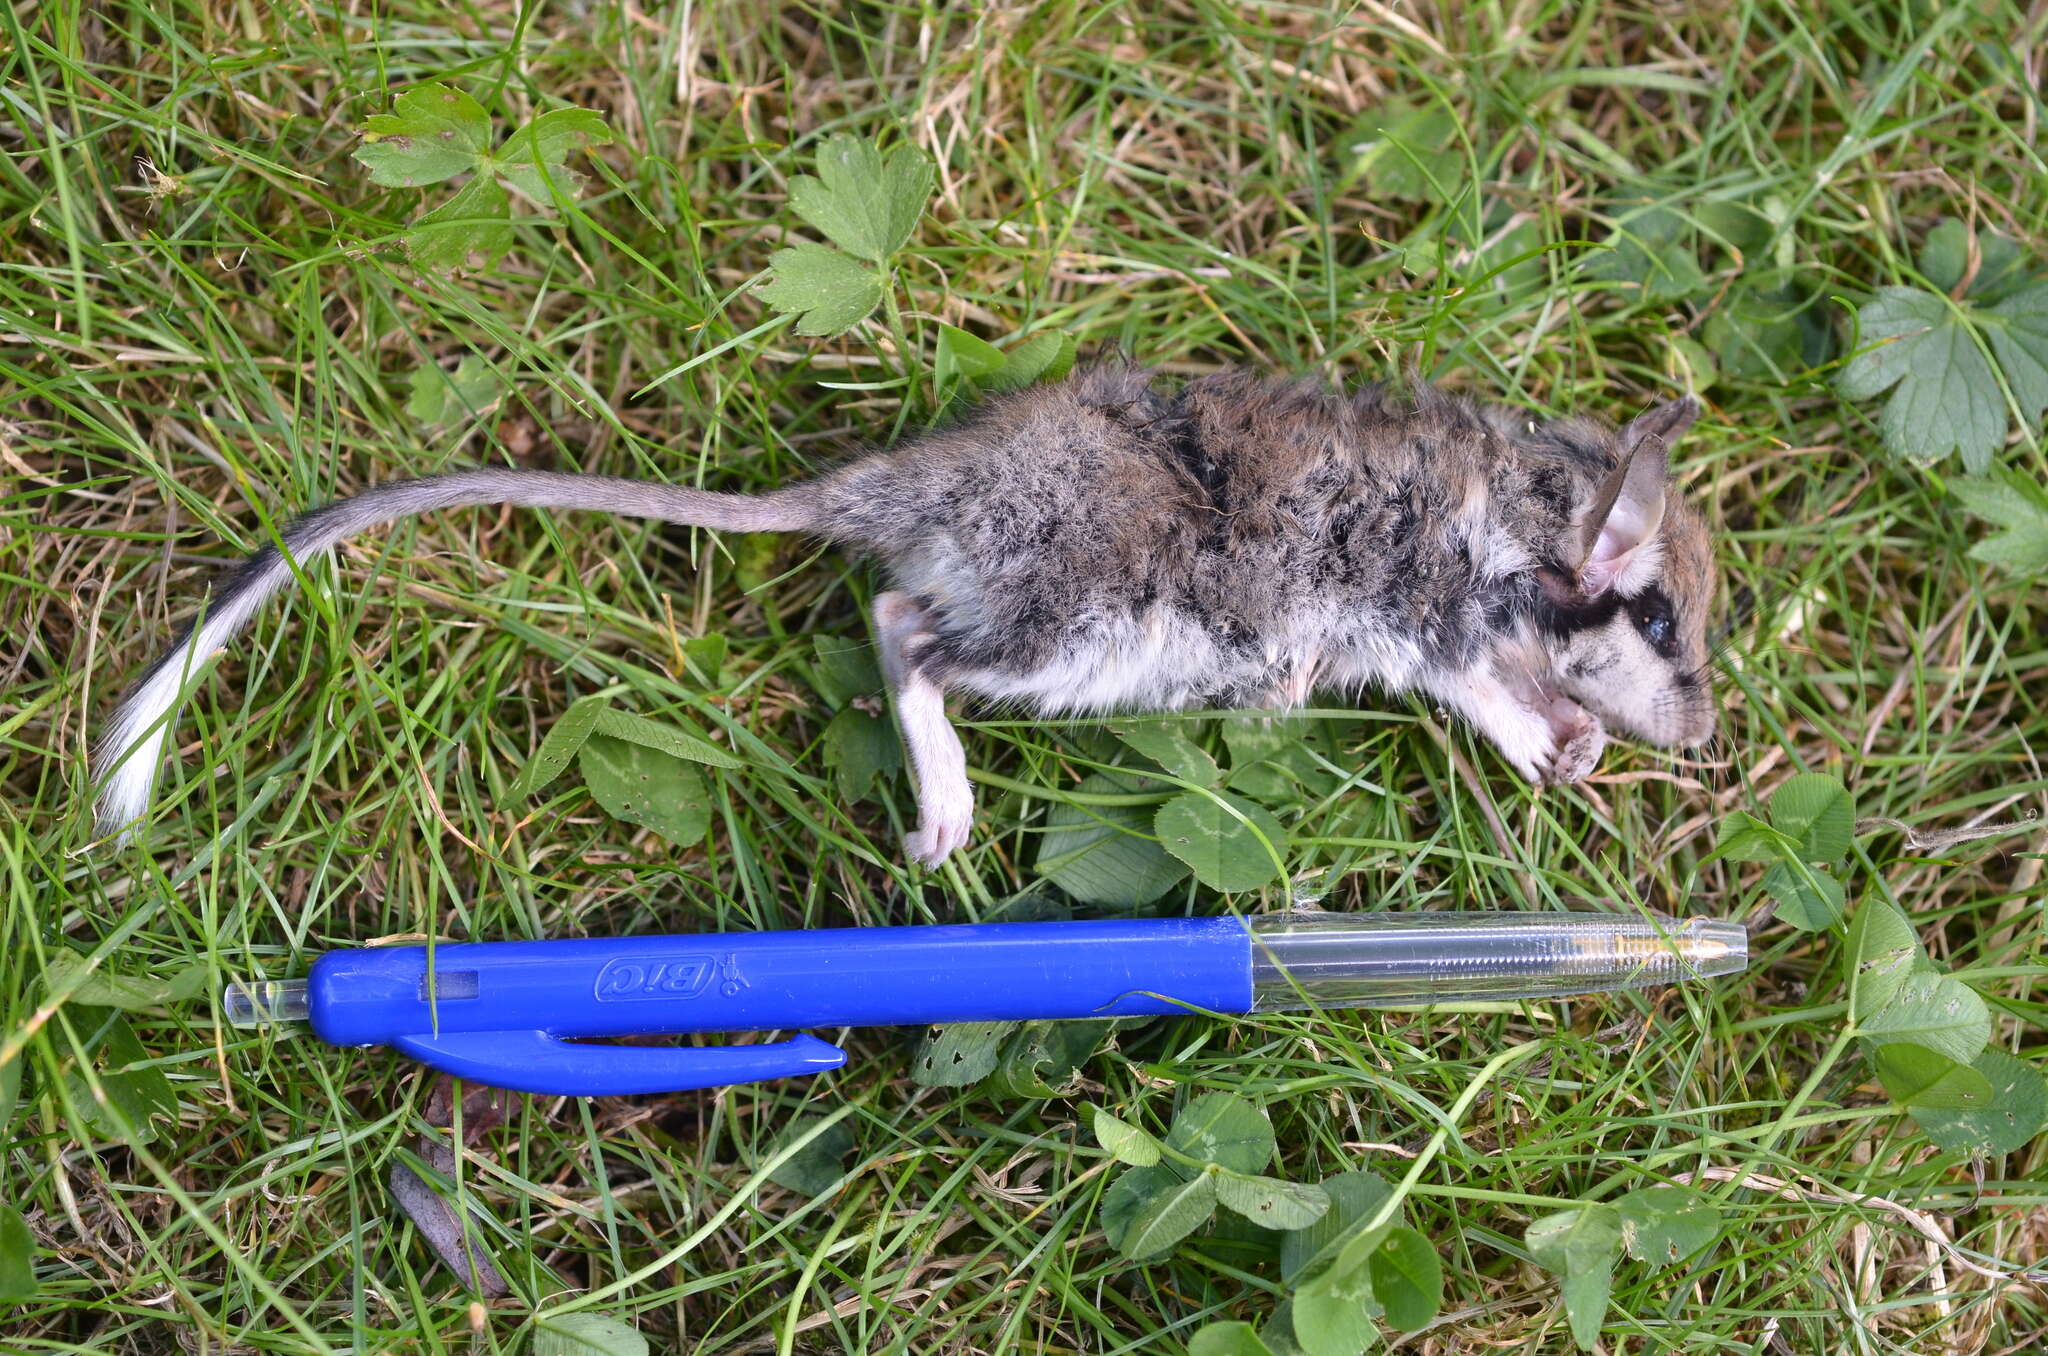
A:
1536 397 1716 748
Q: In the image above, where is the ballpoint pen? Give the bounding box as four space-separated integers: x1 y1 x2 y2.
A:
223 912 1748 1097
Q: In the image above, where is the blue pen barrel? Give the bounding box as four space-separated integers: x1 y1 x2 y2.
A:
307 918 1255 1048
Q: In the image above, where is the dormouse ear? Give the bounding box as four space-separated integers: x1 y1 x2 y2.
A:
1574 396 1697 596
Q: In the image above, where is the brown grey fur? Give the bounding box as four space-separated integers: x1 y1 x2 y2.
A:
93 363 1716 863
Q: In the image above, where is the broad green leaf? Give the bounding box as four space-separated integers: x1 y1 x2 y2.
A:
682 633 728 687
43 954 205 1011
1188 1322 1276 1356
1837 286 2006 470
1949 471 2048 577
1713 809 1786 863
1585 207 1705 301
1089 1105 1163 1167
1113 722 1220 787
1768 773 1855 862
1119 1169 1218 1258
0 1204 34 1301
578 737 711 845
1339 100 1462 202
1525 1204 1622 1351
1615 1186 1720 1265
1855 972 1991 1064
911 1020 1013 1087
499 107 614 205
988 331 1076 390
1761 859 1846 932
1221 714 1297 767
1035 772 1188 906
787 134 934 263
1214 1173 1330 1231
1292 1252 1379 1356
354 83 491 187
1166 1092 1276 1175
1225 742 1336 805
1913 1050 2048 1155
65 1017 176 1145
1703 269 1833 382
589 708 743 769
757 242 884 337
1368 1226 1442 1332
1920 220 2031 300
533 1312 649 1356
1155 791 1286 892
1978 283 2048 421
407 171 513 274
1848 899 1923 1017
1100 1162 1180 1252
765 1116 855 1197
822 707 900 803
1871 1043 1995 1109
935 323 1006 389
405 355 500 426
509 694 609 798
1280 1171 1395 1283
990 1019 1107 1097
811 634 883 707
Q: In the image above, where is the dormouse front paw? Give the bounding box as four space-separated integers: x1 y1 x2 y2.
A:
1546 702 1606 785
904 809 973 867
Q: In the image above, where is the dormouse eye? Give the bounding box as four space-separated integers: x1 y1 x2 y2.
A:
1644 615 1673 649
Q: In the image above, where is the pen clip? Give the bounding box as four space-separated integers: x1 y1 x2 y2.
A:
387 1029 846 1097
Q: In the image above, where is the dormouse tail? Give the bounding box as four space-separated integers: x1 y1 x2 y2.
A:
93 468 823 841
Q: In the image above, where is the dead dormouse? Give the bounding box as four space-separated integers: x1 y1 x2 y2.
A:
94 365 1716 865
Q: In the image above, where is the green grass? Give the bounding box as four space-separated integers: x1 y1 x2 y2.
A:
6 1 2048 1351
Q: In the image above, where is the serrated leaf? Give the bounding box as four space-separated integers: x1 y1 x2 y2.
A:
1838 286 2007 470
509 694 609 798
1119 1169 1217 1258
1113 721 1220 786
1703 269 1834 382
1855 972 1991 1064
1214 1173 1330 1230
1035 772 1189 907
1526 1204 1622 1350
1714 809 1786 863
1281 1171 1396 1283
988 331 1076 391
354 83 491 187
1920 219 2030 299
1368 1226 1442 1332
1292 1251 1380 1356
1615 1186 1720 1265
406 171 513 274
578 736 711 845
787 134 934 263
499 107 614 205
1761 859 1846 932
1872 1043 1995 1109
405 354 500 426
1848 899 1923 1018
1189 1322 1276 1356
65 1017 176 1145
935 323 1005 389
911 1020 1013 1087
1950 470 2048 577
533 1312 649 1356
822 707 900 803
758 242 883 337
1089 1106 1163 1167
1167 1092 1275 1175
764 1116 855 1197
1155 792 1286 892
1913 1050 2048 1154
43 954 205 1012
0 1204 35 1301
589 708 743 769
1769 773 1855 861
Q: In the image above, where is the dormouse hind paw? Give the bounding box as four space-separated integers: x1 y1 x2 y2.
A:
1544 702 1606 785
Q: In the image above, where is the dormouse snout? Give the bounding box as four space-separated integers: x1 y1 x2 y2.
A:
1537 395 1717 750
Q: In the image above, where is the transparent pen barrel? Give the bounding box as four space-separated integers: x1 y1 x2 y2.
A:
1248 913 1747 1008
